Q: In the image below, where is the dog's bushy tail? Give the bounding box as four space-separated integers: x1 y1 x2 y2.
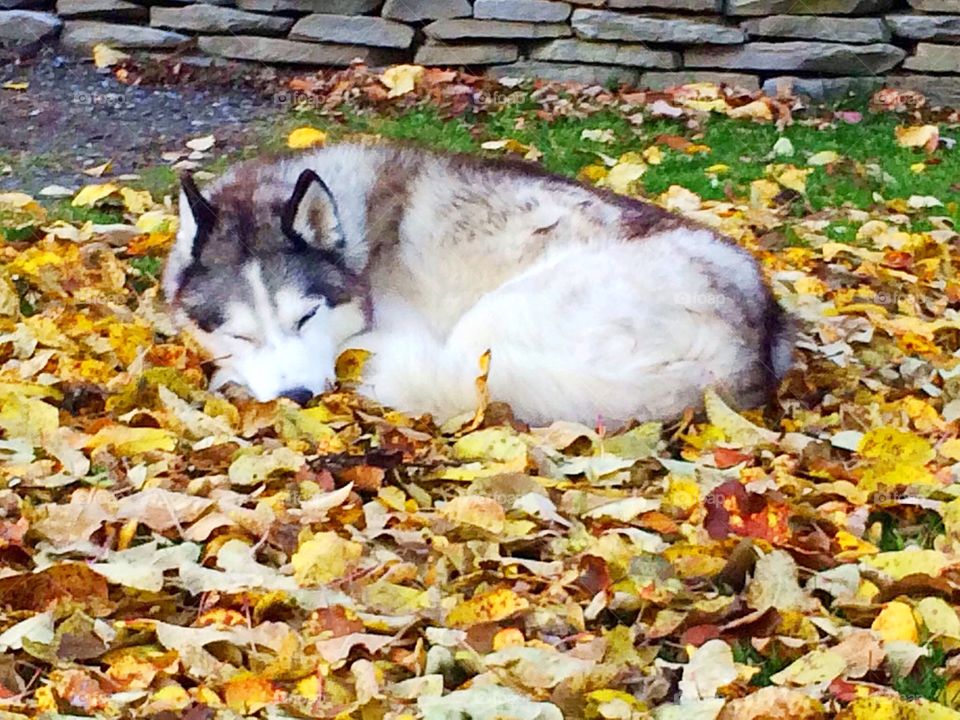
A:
765 301 796 384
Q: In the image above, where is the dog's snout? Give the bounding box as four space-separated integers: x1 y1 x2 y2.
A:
280 387 314 405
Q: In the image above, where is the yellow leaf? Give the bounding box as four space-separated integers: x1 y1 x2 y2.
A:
287 127 327 150
863 549 950 581
912 162 927 174
871 601 919 643
642 145 663 165
857 426 935 491
808 150 841 166
446 586 530 628
914 700 960 720
135 210 177 234
291 532 363 586
148 685 191 712
222 673 277 715
837 696 912 720
664 476 700 514
577 164 608 183
35 685 57 713
481 138 541 161
940 438 960 461
705 163 729 174
92 43 129 69
896 124 939 152
770 648 846 686
228 447 305 486
0 191 36 209
2 81 28 91
86 425 177 455
335 347 371 384
72 182 119 207
0 395 59 444
750 179 780 208
704 388 779 447
770 164 812 194
120 187 153 214
661 184 701 212
835 530 878 560
727 99 772 120
916 597 960 639
380 64 424 98
82 160 112 177
439 495 506 533
451 427 528 476
600 160 647 195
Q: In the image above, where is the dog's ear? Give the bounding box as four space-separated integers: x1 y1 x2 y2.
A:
163 173 218 301
178 172 217 260
281 169 345 252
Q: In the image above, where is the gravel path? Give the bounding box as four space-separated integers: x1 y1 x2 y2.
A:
1 48 293 193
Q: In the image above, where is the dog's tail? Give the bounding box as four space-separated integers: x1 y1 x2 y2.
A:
765 300 795 385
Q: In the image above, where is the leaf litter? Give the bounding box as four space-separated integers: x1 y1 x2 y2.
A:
1 63 960 720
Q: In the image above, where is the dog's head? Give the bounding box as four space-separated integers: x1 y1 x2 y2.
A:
163 165 367 403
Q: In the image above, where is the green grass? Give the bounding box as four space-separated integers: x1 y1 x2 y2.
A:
732 642 791 687
893 644 948 702
128 255 162 294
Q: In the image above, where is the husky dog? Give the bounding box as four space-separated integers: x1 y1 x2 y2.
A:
163 142 792 425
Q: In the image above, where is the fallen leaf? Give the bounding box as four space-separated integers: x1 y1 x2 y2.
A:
287 127 327 149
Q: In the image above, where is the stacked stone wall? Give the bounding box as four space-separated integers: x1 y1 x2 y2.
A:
5 0 960 103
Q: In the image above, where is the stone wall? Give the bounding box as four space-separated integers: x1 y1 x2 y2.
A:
4 0 960 104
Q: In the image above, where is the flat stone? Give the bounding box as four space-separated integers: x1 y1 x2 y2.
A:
381 0 469 21
57 0 145 19
60 20 187 49
425 18 571 39
571 8 744 43
290 13 413 48
0 0 47 8
903 42 960 71
885 74 960 107
609 0 720 10
887 13 960 40
237 0 381 12
907 0 960 11
0 9 60 45
742 15 889 42
198 35 401 64
530 38 678 67
474 0 572 22
686 41 905 74
726 0 891 15
414 41 518 65
641 70 760 90
488 60 639 85
762 75 884 100
151 5 292 34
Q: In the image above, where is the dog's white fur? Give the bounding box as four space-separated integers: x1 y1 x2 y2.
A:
165 143 791 425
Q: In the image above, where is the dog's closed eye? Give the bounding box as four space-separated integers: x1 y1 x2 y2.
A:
296 306 321 331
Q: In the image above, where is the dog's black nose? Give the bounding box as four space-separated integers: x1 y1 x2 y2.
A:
280 387 314 405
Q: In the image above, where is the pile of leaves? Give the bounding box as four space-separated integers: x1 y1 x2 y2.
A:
2 70 960 720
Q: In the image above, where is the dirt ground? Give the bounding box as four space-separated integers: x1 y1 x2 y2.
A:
0 48 296 192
